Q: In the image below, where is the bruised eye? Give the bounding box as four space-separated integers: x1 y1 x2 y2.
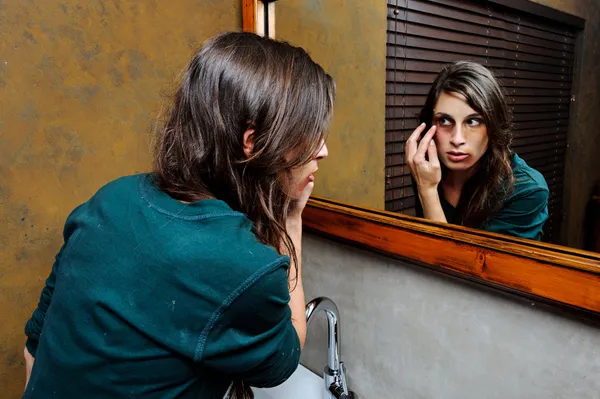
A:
466 118 484 128
435 117 453 126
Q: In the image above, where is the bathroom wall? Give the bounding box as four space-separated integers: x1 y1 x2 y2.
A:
276 0 386 209
0 1 240 397
300 234 600 399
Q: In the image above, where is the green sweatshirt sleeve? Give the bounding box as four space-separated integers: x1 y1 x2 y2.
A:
24 247 62 357
24 204 84 356
199 261 301 388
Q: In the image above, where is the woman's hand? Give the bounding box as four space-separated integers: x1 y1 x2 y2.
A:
405 123 442 192
406 123 447 223
284 180 312 350
288 181 314 221
24 347 34 391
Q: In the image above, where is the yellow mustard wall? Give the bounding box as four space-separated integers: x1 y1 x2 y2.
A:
276 0 387 209
0 1 240 396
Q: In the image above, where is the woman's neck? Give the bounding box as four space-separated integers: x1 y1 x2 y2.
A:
442 165 479 207
444 168 474 189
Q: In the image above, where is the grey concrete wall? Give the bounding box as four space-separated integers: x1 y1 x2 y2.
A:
301 234 600 399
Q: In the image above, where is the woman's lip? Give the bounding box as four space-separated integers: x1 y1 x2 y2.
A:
308 174 315 182
447 153 469 162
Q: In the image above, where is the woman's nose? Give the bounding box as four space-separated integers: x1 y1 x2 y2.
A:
316 141 328 160
450 126 466 147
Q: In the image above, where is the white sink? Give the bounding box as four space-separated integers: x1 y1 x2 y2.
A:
252 365 323 399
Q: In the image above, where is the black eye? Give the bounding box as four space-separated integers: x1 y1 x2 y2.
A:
437 117 452 126
467 118 483 127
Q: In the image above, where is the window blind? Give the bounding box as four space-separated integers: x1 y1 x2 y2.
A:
385 0 578 243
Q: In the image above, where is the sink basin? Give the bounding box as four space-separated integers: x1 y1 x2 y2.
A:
252 365 323 399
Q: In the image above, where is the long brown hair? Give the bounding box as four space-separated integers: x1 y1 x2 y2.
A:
153 32 335 397
419 61 514 228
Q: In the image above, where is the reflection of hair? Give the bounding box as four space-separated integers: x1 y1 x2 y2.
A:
153 32 335 398
419 61 514 228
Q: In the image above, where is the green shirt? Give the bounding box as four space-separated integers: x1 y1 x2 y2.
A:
414 154 549 240
24 174 300 399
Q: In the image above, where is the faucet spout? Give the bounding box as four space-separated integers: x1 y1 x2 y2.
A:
305 297 348 398
305 297 341 373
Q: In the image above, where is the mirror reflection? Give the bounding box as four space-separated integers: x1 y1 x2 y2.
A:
405 61 549 241
276 0 600 252
382 0 581 246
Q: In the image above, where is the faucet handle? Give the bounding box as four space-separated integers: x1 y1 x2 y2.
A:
329 383 346 398
327 361 349 399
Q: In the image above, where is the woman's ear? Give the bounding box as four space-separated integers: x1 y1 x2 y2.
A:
243 128 255 158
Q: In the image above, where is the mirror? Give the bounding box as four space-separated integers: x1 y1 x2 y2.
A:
275 0 600 253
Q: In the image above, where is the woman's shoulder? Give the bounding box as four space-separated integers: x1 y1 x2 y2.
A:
213 217 289 271
76 173 288 278
163 205 289 286
511 154 549 196
96 173 147 194
484 155 549 240
77 173 148 212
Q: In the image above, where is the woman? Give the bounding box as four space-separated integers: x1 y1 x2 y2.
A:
23 32 335 399
406 61 548 240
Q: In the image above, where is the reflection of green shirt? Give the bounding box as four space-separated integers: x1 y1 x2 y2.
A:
24 174 300 399
414 154 549 240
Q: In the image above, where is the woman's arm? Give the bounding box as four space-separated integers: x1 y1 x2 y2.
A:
24 247 62 357
199 182 312 388
418 188 448 223
406 123 447 223
23 238 66 392
284 217 306 349
23 204 84 389
284 179 314 350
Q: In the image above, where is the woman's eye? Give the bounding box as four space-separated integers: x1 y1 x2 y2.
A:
467 118 483 127
437 117 452 126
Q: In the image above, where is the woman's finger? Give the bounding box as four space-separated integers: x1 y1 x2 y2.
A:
405 122 427 163
415 125 437 161
296 181 314 211
427 138 440 167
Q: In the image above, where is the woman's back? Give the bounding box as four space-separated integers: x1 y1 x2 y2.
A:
23 31 335 398
24 174 300 398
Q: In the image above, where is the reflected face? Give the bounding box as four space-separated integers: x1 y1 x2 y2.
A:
433 91 489 173
288 139 329 198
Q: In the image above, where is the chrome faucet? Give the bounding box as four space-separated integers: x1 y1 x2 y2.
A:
305 297 357 399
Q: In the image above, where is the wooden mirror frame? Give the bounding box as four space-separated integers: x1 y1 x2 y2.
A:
304 196 600 314
242 0 600 315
